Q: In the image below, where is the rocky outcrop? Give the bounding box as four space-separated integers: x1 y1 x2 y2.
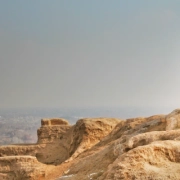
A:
0 156 47 180
57 109 180 180
38 118 71 144
0 144 45 158
1 109 180 179
102 141 180 180
68 118 122 161
0 117 121 179
0 118 73 166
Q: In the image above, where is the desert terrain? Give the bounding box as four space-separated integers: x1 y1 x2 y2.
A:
1 109 180 179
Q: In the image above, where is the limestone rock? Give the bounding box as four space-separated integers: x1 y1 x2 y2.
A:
41 118 70 126
36 118 72 164
0 156 47 180
102 141 180 180
37 124 71 144
68 118 122 161
0 144 45 158
1 109 180 179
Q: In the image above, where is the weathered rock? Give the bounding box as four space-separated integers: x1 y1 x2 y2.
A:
41 118 70 126
0 118 72 165
166 109 180 130
0 144 45 158
59 109 180 180
0 156 47 180
36 118 72 164
1 109 180 180
102 141 180 180
37 124 71 144
67 118 122 161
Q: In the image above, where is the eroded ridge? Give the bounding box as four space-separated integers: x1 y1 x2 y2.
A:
1 109 180 179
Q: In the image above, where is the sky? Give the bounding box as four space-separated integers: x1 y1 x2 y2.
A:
0 0 180 110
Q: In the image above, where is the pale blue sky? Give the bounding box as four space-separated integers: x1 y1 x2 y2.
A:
0 1 180 109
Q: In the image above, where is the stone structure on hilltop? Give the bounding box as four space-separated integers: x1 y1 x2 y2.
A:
0 110 180 179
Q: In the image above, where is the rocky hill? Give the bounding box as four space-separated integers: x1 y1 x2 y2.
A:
0 109 180 179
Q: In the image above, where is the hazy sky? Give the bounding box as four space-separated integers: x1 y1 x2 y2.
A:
0 1 180 109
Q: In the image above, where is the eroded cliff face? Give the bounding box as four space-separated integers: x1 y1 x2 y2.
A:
1 110 180 180
0 156 47 180
68 118 121 161
0 117 121 179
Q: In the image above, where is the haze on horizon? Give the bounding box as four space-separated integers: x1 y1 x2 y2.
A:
0 1 180 111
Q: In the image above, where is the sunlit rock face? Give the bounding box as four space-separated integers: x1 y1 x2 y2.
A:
37 118 72 144
68 118 122 161
1 109 180 179
0 156 47 180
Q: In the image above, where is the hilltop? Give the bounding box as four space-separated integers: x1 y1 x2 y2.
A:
0 109 180 179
